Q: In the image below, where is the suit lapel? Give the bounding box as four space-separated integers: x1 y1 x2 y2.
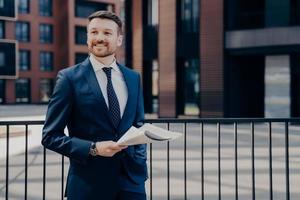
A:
81 58 116 128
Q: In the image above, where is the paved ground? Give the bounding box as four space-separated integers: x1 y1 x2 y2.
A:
0 105 48 119
1 106 300 200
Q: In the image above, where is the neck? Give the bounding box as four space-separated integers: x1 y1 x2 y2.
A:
93 54 115 66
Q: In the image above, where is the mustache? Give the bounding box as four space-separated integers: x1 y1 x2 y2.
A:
93 41 108 45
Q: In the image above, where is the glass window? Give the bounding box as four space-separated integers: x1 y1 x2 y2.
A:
39 24 53 43
147 0 158 25
40 51 53 71
15 22 30 42
40 78 53 102
152 60 159 113
180 0 199 33
0 0 4 8
75 26 86 45
19 50 30 71
0 20 4 39
0 79 5 103
291 0 300 25
75 53 88 64
39 0 52 16
0 51 4 67
226 0 264 30
184 59 200 115
18 0 29 14
75 0 113 18
15 78 30 103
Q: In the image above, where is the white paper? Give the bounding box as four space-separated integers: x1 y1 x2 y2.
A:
117 123 182 146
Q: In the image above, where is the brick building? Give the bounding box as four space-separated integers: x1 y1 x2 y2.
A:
2 0 300 118
0 0 123 104
127 0 300 118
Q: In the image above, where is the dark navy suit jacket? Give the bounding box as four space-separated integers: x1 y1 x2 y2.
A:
42 58 147 200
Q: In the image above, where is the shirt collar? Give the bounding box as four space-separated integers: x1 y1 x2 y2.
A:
89 54 120 73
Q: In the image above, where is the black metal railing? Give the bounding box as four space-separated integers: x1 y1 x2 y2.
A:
1 118 300 200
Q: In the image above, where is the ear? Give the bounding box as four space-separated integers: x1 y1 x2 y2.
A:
117 35 123 47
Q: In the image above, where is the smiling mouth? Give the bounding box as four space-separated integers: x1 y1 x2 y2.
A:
95 45 106 47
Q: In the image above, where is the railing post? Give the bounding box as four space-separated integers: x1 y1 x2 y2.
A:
24 125 28 200
285 122 290 200
217 123 221 200
201 123 204 200
61 155 65 200
167 123 170 200
150 143 153 200
184 123 187 200
234 122 238 200
268 122 273 200
43 147 46 200
5 125 9 200
251 122 255 200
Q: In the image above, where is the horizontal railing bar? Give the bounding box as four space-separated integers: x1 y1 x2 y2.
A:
145 118 300 123
1 118 300 125
0 121 45 125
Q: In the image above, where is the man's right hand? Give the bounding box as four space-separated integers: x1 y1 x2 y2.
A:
96 141 127 157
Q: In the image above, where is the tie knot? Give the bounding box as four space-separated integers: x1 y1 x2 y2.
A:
102 67 112 79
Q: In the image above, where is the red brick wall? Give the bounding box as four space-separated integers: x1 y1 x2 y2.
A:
131 0 143 76
200 0 224 117
158 0 176 117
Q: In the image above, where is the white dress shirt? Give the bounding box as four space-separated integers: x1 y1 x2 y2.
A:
89 54 128 118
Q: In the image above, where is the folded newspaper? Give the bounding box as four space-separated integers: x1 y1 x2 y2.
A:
117 123 182 146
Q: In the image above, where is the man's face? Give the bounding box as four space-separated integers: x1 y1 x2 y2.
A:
87 18 123 58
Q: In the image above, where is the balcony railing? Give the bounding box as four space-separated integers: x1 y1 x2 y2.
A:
1 118 300 200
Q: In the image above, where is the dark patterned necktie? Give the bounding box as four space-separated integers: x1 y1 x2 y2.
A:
102 67 121 127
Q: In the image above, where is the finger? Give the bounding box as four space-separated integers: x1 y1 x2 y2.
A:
119 145 128 149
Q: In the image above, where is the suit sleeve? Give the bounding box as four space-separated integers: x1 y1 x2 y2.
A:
41 70 91 165
133 74 147 162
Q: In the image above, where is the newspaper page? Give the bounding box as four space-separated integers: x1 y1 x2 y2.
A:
117 123 182 146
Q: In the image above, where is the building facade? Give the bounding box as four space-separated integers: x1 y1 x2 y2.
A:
0 0 123 104
2 0 300 118
127 0 300 118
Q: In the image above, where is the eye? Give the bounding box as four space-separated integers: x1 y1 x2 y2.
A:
90 31 98 35
104 32 112 35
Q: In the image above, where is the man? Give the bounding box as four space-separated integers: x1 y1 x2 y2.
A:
42 11 147 200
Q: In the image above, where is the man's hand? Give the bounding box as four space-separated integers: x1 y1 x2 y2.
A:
96 141 127 157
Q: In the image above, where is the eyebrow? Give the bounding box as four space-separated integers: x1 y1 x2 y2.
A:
88 27 114 32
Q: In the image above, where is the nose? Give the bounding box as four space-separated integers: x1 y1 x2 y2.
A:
96 33 105 42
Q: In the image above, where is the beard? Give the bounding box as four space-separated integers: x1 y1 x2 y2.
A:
88 41 116 58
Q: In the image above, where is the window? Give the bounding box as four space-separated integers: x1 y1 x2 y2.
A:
0 79 5 103
39 24 53 43
0 21 4 38
183 59 200 115
147 0 158 26
291 0 300 25
75 26 86 44
180 0 199 33
15 78 30 103
39 0 52 16
75 0 113 18
19 50 30 70
75 53 88 63
0 0 4 8
18 0 29 14
152 60 159 113
40 79 53 102
0 51 5 67
40 51 53 71
15 22 30 42
226 0 264 30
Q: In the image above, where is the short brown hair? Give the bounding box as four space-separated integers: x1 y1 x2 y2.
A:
88 10 123 34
